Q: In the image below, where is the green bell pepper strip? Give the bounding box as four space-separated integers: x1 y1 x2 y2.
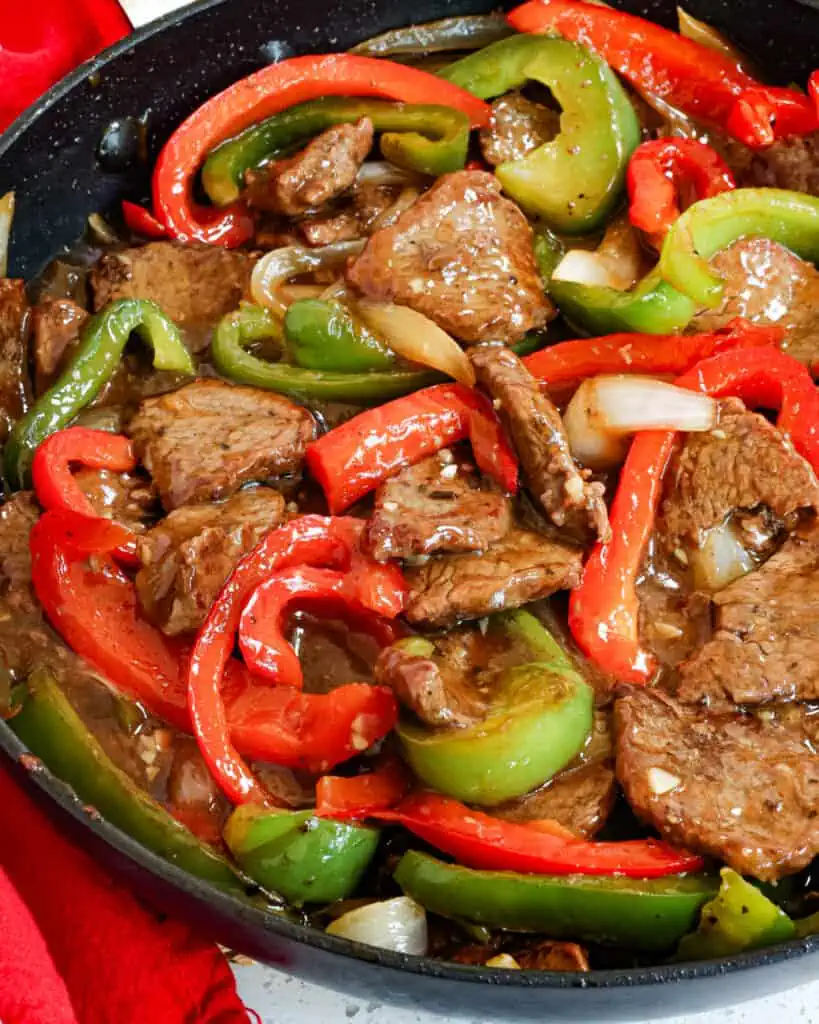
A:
202 98 471 207
213 304 440 404
659 188 819 307
394 851 718 952
676 868 797 961
397 610 594 806
224 804 379 905
10 667 248 897
4 298 194 490
441 36 640 233
796 911 819 939
285 299 398 372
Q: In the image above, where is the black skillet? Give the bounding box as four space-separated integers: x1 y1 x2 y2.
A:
1 0 818 1018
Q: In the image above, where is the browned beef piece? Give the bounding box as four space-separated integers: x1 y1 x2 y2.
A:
0 279 28 441
659 398 819 552
245 119 374 216
74 467 155 531
31 297 88 393
347 170 553 344
495 761 616 839
741 132 819 196
471 346 609 543
678 522 819 704
364 453 512 561
300 182 417 247
689 238 819 368
404 528 583 628
479 92 559 167
135 488 284 635
128 379 315 510
512 941 590 972
615 687 819 881
90 242 253 339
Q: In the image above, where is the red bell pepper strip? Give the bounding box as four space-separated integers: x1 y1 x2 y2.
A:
569 346 819 683
187 515 406 804
238 566 402 688
315 758 411 819
627 138 735 240
523 318 782 391
121 200 168 239
507 0 818 147
30 510 400 779
305 383 518 514
153 54 491 247
376 792 704 878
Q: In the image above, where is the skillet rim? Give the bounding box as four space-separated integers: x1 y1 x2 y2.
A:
0 0 817 990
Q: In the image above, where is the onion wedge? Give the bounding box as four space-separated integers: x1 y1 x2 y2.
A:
692 520 756 591
0 192 14 278
356 301 475 386
251 240 365 317
326 896 428 955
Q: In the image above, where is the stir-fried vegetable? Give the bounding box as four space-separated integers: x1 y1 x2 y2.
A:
326 897 428 954
0 191 14 278
285 300 397 372
350 14 513 57
676 7 760 77
250 241 365 318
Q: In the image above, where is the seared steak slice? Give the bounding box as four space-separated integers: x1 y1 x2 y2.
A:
91 242 253 339
615 687 819 881
245 119 374 216
31 297 88 393
364 452 512 561
678 522 819 704
347 170 553 344
495 761 616 839
471 345 609 543
136 488 285 635
690 238 819 368
479 92 559 167
660 397 819 552
129 379 315 510
0 279 28 441
404 528 583 628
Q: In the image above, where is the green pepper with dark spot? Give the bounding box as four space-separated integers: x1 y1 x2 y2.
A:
224 804 380 905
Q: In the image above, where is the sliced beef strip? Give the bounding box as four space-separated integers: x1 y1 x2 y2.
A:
678 521 819 704
614 687 819 881
90 242 253 345
0 279 29 441
244 119 374 216
347 170 553 344
128 379 315 510
689 238 819 368
495 761 616 839
739 132 819 196
470 345 609 543
659 397 819 553
74 467 156 532
31 297 89 393
136 488 285 635
364 452 512 561
404 528 583 629
479 92 560 167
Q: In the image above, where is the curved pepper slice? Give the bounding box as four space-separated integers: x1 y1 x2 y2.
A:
507 0 818 147
396 610 594 806
627 138 735 240
153 53 490 247
285 299 397 373
443 35 639 233
224 805 380 905
316 758 411 819
5 298 193 490
213 303 438 404
187 515 406 805
378 792 705 878
202 98 472 207
121 200 168 239
238 566 402 688
306 383 519 513
569 346 819 683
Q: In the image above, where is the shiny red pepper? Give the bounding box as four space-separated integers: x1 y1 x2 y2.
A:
507 0 818 147
153 54 490 247
306 383 519 514
316 758 411 819
31 510 400 784
569 346 819 683
523 318 782 391
376 792 704 878
121 200 169 240
627 138 735 240
187 515 406 805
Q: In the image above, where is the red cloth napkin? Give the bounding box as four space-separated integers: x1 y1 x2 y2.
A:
0 762 252 1023
0 0 131 131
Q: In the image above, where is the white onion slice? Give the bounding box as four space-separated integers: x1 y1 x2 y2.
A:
564 376 718 470
552 217 644 292
0 192 14 278
326 897 428 955
552 250 617 289
692 520 755 591
250 239 365 317
356 301 475 386
356 161 423 187
485 953 521 969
